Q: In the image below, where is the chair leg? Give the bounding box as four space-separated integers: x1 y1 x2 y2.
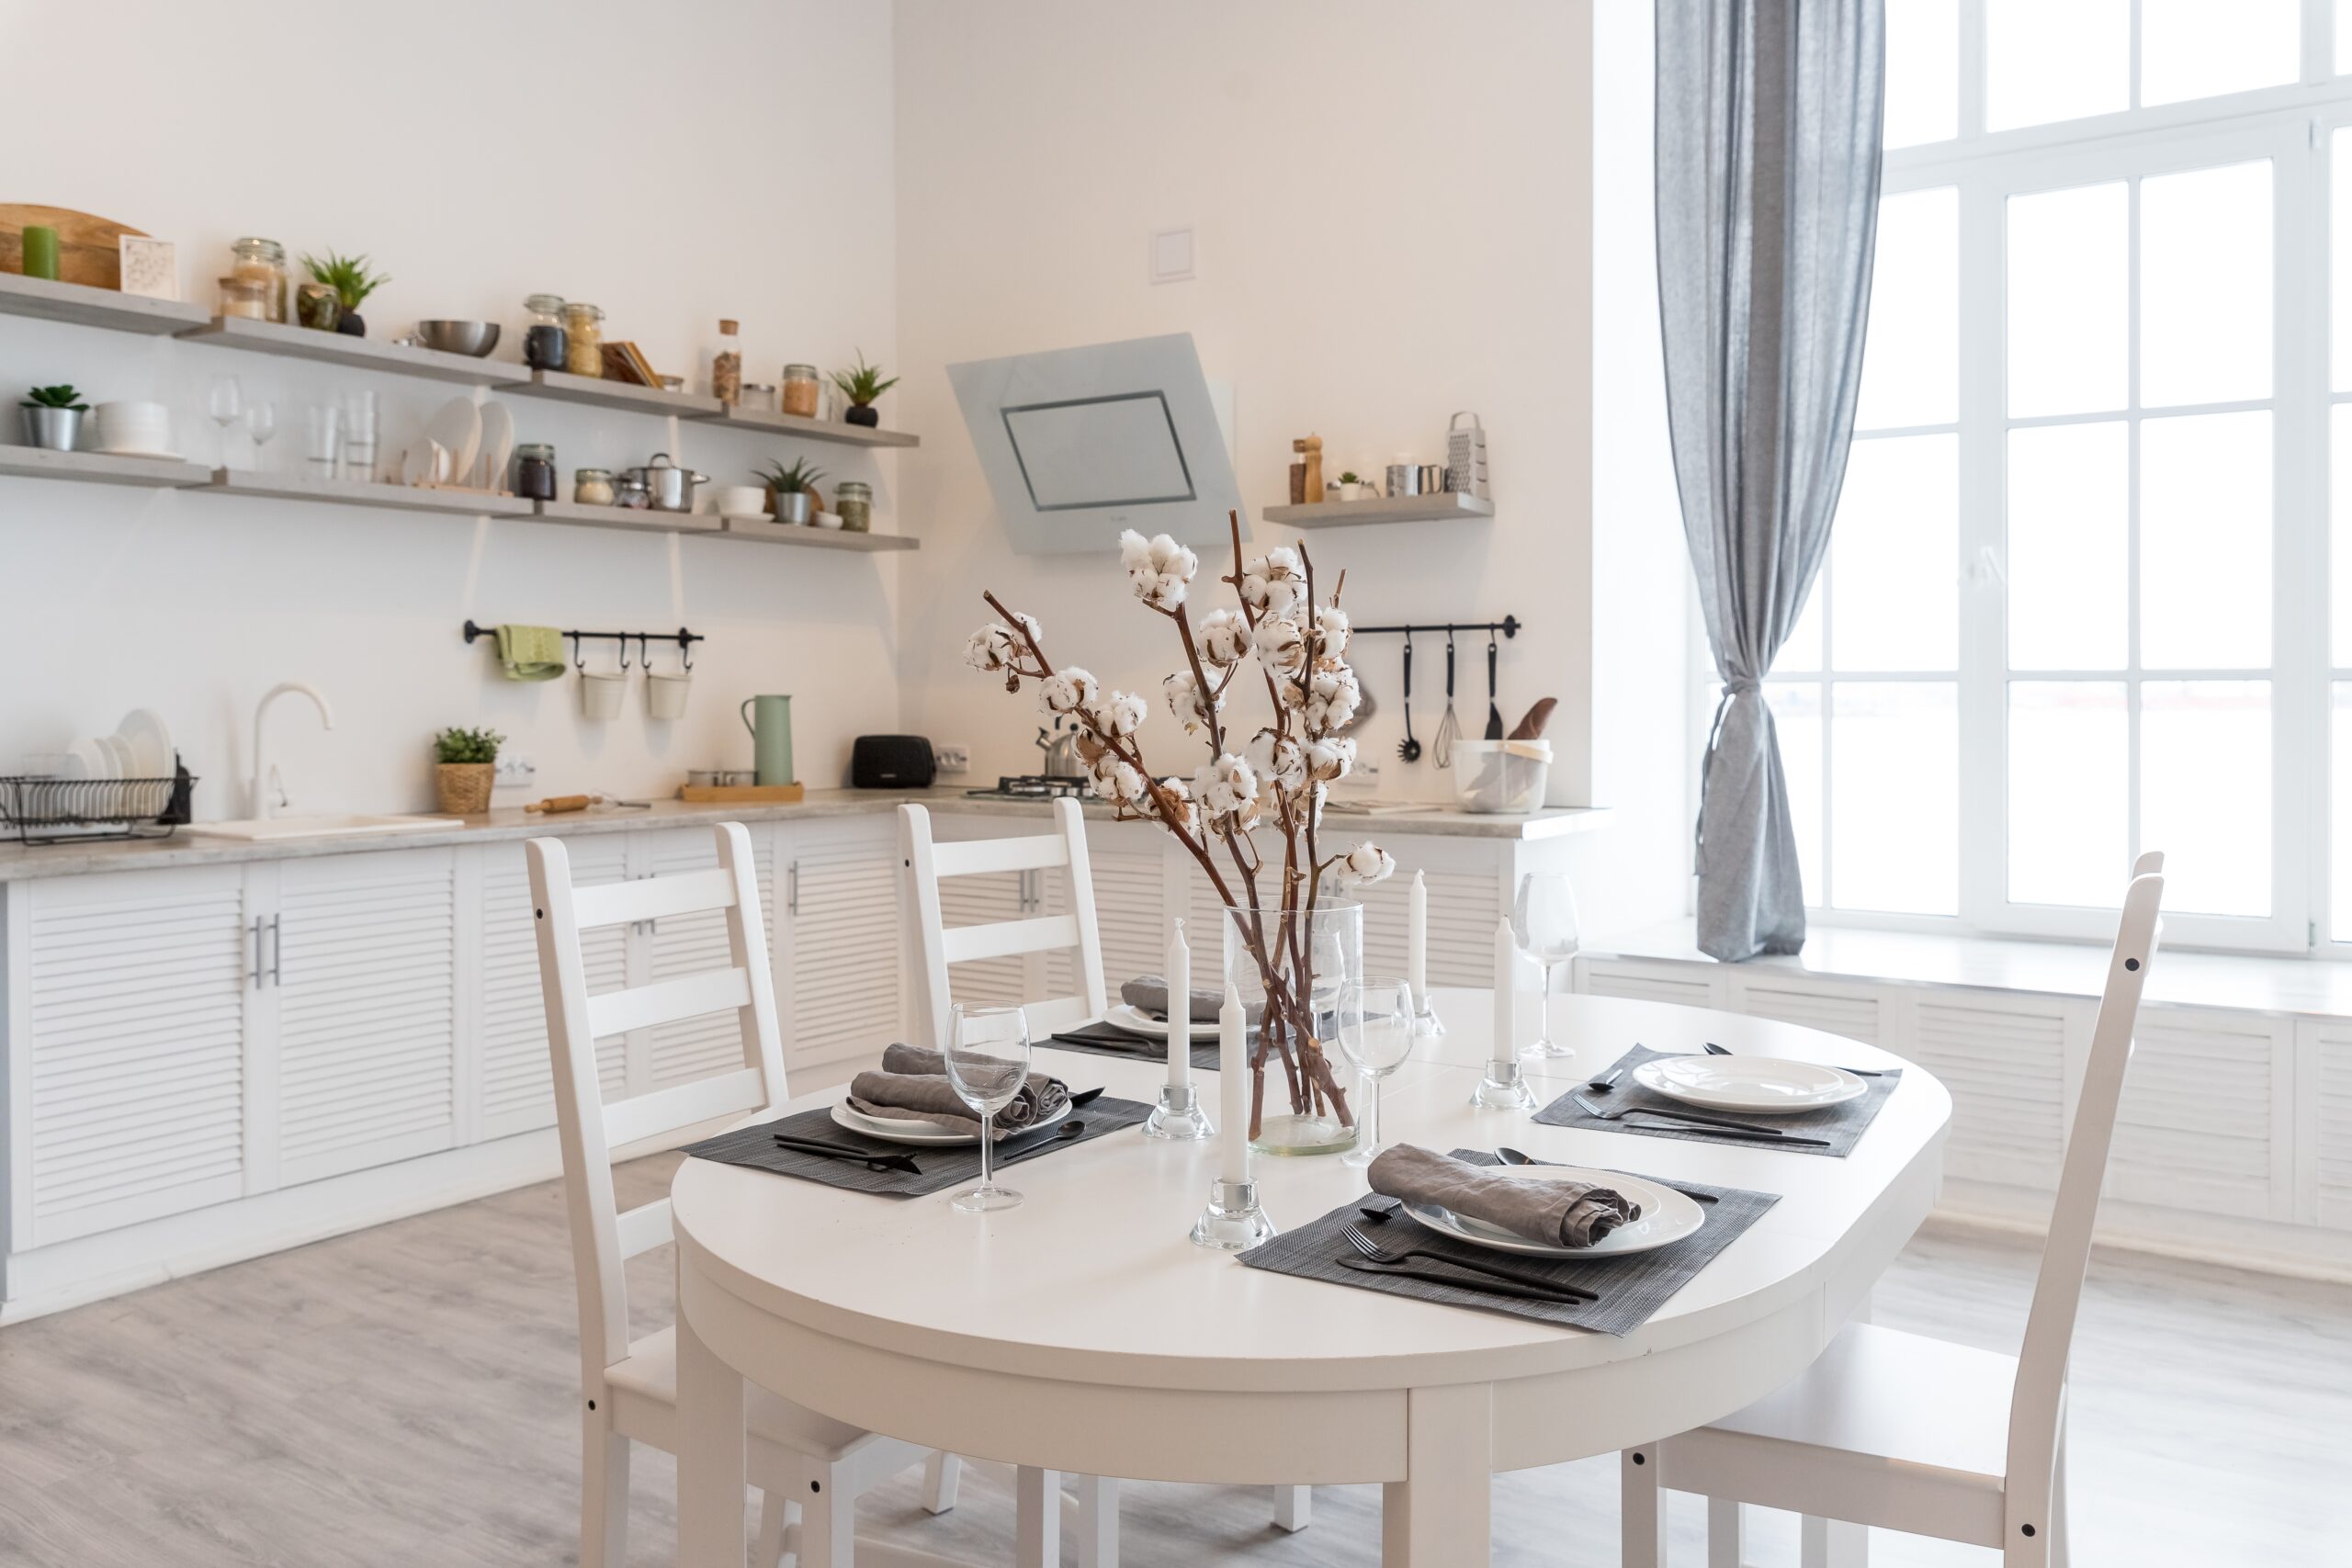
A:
754 1490 787 1568
2050 1428 2071 1568
1075 1474 1120 1568
1801 1515 1868 1568
1272 1484 1312 1531
1707 1496 1744 1568
1015 1465 1060 1568
922 1450 962 1515
797 1474 853 1568
1621 1449 1663 1568
579 1422 631 1568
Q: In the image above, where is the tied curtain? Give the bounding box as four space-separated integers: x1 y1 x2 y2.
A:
1655 0 1885 962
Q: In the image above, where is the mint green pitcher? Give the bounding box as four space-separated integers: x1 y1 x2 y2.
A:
740 694 795 786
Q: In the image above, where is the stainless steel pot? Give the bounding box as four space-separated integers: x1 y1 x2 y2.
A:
1037 720 1085 779
627 452 708 513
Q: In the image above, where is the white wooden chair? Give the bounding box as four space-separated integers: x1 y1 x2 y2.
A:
528 823 949 1568
1622 852 2166 1568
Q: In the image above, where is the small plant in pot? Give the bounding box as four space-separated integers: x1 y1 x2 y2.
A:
432 726 503 815
300 250 390 337
21 384 91 451
1335 470 1365 502
829 351 899 428
756 457 825 524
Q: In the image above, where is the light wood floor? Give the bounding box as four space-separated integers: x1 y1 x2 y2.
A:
4 1153 2347 1566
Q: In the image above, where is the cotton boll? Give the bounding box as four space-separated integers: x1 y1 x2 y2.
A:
1037 666 1099 716
1148 775 1197 834
1252 617 1307 677
1340 841 1396 884
1162 670 1224 735
1192 752 1261 824
1239 547 1306 620
1315 605 1351 656
1120 530 1199 611
1306 735 1355 782
1084 688 1147 737
1243 728 1306 794
1198 608 1251 668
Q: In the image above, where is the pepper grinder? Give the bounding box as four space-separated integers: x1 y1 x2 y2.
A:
1299 434 1323 504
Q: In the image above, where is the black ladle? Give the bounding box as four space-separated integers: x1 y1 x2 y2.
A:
1483 635 1504 739
1397 635 1421 762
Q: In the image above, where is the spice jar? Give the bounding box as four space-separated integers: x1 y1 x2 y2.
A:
833 479 873 533
782 363 820 419
230 237 288 322
514 443 558 502
561 301 604 378
739 381 778 414
218 275 269 320
614 473 651 509
711 318 741 404
573 467 615 506
524 294 568 371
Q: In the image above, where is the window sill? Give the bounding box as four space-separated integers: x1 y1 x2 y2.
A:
1585 918 2352 1021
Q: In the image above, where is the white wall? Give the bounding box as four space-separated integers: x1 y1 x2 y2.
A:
0 0 903 817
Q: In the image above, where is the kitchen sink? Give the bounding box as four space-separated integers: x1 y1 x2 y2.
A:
184 813 466 841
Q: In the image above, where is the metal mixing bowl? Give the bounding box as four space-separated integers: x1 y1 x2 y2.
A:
413 321 502 357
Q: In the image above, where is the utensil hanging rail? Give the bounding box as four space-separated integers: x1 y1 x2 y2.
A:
460 620 707 670
1350 615 1521 639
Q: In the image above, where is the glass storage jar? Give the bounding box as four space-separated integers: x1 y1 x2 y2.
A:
514 443 558 501
524 294 568 371
573 467 615 505
833 479 873 532
561 301 605 378
738 381 778 414
230 237 288 322
217 275 269 320
782 363 820 419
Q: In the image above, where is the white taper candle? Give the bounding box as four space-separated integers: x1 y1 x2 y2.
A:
1408 871 1429 1003
1167 919 1192 1089
1219 982 1249 1185
1491 916 1516 1073
1222 907 1239 987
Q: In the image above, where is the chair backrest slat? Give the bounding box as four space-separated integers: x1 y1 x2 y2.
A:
2005 851 2165 1529
528 822 787 1379
902 799 1108 1051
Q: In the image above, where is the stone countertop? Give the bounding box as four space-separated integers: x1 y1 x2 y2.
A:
0 789 1612 882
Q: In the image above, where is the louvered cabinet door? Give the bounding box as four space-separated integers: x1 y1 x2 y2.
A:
785 822 902 1071
2108 1006 2292 1221
18 867 253 1247
1909 991 2080 1190
937 866 1030 1010
2301 1019 2352 1230
639 829 777 1092
1578 959 1724 1010
1353 864 1499 989
1076 836 1169 1001
1726 976 1889 1052
270 849 460 1187
476 836 630 1140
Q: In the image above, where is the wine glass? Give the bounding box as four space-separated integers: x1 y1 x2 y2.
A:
944 1003 1032 1213
244 400 277 471
1512 872 1581 1059
208 376 243 467
1338 977 1414 1168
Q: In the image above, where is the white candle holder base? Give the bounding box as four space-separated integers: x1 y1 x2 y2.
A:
1191 1176 1276 1251
1412 999 1446 1038
1144 1082 1215 1141
1470 1059 1541 1111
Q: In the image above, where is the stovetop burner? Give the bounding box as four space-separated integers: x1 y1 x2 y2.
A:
966 773 1089 800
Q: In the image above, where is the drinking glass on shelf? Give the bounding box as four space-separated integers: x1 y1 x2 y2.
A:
303 405 343 478
207 376 243 467
342 389 379 481
944 1003 1032 1213
1512 872 1581 1059
244 400 277 471
1338 977 1415 1168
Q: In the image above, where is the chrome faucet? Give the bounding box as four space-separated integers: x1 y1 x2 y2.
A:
252 682 335 819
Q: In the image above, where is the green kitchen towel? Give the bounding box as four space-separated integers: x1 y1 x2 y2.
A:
497 624 566 682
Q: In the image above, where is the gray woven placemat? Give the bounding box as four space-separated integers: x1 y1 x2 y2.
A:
1531 1044 1900 1158
1237 1150 1778 1337
1048 1021 1220 1071
682 1096 1153 1198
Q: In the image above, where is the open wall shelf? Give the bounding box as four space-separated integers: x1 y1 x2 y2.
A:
179 315 530 388
0 272 209 334
0 446 210 488
1261 491 1495 529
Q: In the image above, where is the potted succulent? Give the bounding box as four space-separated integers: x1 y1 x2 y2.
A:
830 351 899 428
432 726 503 815
1335 470 1365 502
757 456 825 524
300 250 390 337
21 385 90 451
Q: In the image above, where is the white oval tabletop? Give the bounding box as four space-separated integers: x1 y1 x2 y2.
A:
671 989 1951 1566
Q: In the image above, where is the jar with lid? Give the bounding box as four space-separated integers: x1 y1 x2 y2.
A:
782 363 820 419
833 479 873 533
524 294 568 371
217 275 269 320
561 301 604 378
573 467 615 506
514 443 558 501
738 381 778 414
710 318 742 404
230 237 288 322
614 473 651 509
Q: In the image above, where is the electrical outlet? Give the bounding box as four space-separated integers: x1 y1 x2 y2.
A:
934 742 971 774
494 754 537 787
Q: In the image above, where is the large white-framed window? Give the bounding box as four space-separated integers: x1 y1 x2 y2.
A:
1765 0 2347 954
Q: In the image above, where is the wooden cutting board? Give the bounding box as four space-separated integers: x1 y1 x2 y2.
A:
678 784 805 804
0 205 149 289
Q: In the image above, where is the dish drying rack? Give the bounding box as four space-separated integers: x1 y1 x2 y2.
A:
0 758 196 845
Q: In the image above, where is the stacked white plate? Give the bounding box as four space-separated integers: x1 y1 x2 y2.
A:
50 709 173 782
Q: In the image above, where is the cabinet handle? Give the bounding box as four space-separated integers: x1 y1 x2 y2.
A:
250 917 265 988
788 860 800 917
268 914 284 987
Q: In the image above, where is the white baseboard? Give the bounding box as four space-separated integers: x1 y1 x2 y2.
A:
1935 1179 2352 1287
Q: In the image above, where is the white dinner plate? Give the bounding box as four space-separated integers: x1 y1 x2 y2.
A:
426 395 481 488
116 708 172 779
1105 1001 1250 1041
475 400 514 490
831 1098 1071 1147
93 734 129 781
56 738 107 782
1632 1054 1866 1115
1401 1165 1705 1259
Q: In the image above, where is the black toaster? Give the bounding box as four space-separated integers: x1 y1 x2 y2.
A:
852 735 937 789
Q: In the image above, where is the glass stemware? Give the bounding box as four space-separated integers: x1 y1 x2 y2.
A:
207 376 243 468
244 400 277 471
1338 977 1415 1168
944 1003 1031 1213
1512 872 1582 1059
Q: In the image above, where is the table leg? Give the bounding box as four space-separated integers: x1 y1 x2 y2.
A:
1381 1382 1493 1567
1015 1466 1060 1568
1801 1515 1869 1568
1273 1484 1312 1532
675 1305 747 1568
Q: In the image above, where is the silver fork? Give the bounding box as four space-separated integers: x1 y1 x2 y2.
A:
1341 1224 1600 1302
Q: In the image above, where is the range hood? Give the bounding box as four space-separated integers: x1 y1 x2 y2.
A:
947 333 1241 556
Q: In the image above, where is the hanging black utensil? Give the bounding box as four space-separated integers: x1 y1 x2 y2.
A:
1397 634 1421 762
1433 631 1461 769
1483 635 1505 739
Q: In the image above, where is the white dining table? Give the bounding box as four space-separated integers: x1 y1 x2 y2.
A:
670 989 1951 1566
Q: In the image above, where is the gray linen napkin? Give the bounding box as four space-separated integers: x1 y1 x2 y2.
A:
1122 975 1265 1025
848 1042 1070 1137
1367 1144 1639 1248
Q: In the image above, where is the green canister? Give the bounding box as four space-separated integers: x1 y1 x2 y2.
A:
740 694 796 786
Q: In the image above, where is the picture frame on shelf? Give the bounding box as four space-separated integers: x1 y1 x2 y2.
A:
117 236 177 300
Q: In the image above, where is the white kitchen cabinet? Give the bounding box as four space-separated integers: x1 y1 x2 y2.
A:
475 835 630 1141
780 817 903 1071
638 827 779 1092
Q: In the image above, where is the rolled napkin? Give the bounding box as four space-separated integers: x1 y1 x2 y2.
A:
1122 975 1264 1026
1367 1144 1639 1249
848 1041 1070 1138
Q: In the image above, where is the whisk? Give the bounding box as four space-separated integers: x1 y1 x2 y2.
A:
1433 631 1461 769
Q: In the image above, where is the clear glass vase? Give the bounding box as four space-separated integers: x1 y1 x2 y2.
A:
1210 898 1363 1157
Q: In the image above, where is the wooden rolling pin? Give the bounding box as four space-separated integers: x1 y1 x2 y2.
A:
1508 697 1557 740
526 795 594 815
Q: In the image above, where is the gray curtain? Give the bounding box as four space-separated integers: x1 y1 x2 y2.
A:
1656 0 1884 961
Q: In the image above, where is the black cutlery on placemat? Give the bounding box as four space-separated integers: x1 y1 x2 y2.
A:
1704 1039 1887 1077
1342 1224 1600 1302
1336 1258 1585 1306
1586 1065 1624 1091
989 1117 1090 1165
1493 1145 1721 1205
771 1134 922 1174
1570 1090 1818 1140
1068 1086 1108 1108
